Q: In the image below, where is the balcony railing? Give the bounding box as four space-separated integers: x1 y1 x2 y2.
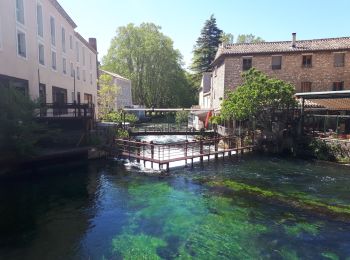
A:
35 103 95 118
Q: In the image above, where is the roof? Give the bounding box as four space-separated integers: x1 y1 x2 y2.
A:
50 0 77 28
214 37 350 62
295 90 350 111
99 69 131 82
74 32 97 54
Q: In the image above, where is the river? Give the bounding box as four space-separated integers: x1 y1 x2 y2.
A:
0 135 350 259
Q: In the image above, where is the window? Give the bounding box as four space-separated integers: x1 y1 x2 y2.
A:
70 62 74 77
38 43 44 65
76 66 80 80
272 56 282 70
333 81 344 91
301 82 312 92
16 0 25 25
82 47 85 66
302 55 312 68
334 53 345 67
69 35 73 49
62 27 66 53
89 54 92 69
17 30 26 58
50 16 55 46
76 42 79 62
51 51 56 70
62 58 67 74
83 70 86 81
90 73 92 84
242 57 252 71
36 4 43 37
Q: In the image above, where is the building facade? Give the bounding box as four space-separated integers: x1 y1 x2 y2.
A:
0 0 98 107
211 34 350 111
99 69 133 110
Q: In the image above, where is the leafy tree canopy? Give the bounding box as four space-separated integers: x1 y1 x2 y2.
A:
221 69 296 129
191 15 223 74
102 23 196 108
97 74 119 120
236 34 265 44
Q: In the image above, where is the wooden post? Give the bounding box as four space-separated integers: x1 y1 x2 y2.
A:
200 137 204 163
241 136 244 155
185 140 188 167
150 141 154 169
136 142 140 163
215 136 219 160
143 141 146 167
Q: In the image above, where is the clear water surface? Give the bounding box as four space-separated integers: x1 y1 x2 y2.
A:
0 140 350 259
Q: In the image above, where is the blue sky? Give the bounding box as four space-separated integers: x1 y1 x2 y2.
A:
59 0 350 70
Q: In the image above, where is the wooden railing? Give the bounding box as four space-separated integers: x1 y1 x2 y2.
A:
109 136 255 171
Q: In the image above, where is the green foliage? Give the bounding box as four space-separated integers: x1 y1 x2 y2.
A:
220 32 234 45
0 87 44 160
309 139 336 161
116 128 129 139
321 252 339 260
104 111 138 124
175 111 188 125
102 23 196 108
236 34 265 44
191 14 223 74
209 115 222 125
221 69 296 132
97 74 119 120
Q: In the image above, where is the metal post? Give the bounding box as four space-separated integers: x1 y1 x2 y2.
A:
185 140 188 167
200 137 204 163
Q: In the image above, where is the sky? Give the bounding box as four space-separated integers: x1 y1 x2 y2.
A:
59 0 350 70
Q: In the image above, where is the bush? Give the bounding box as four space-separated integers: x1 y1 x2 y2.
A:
105 111 138 124
175 111 189 125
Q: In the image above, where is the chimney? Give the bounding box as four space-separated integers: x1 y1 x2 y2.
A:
291 33 296 48
88 38 97 52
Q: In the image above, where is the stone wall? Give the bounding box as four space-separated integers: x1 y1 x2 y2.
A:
223 51 350 92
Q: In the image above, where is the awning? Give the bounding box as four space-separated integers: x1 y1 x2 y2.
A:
295 90 350 110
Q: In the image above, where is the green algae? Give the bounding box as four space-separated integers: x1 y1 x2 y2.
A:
321 252 339 260
284 221 321 236
206 179 350 221
277 247 299 260
111 182 269 259
112 233 166 260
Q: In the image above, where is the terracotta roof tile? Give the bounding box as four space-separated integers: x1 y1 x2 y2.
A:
214 37 350 61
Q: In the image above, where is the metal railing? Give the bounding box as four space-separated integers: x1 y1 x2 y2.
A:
35 103 95 118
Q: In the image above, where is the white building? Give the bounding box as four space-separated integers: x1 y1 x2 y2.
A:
0 0 98 108
189 73 212 130
99 69 133 110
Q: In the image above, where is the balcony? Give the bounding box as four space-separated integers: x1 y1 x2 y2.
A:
36 103 95 119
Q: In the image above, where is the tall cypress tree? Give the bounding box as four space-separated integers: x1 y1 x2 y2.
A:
191 15 223 74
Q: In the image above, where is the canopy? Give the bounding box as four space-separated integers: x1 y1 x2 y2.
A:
295 90 350 110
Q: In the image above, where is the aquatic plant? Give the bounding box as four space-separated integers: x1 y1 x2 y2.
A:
112 233 166 259
205 179 350 222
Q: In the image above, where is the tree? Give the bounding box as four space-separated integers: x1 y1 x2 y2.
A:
221 69 296 132
236 34 264 44
98 74 119 120
191 15 223 74
0 88 43 160
102 23 194 108
220 33 234 45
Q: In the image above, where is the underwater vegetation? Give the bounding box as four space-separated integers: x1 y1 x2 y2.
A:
110 181 343 259
200 179 350 223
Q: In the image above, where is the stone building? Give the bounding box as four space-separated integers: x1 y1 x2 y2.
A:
211 33 350 111
0 0 98 107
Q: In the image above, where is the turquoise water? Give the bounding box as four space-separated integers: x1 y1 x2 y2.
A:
0 156 350 259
